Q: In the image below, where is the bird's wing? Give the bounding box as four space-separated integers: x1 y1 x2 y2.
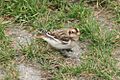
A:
46 30 71 44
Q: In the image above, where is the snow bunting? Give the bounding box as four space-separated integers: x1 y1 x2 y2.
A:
36 27 80 49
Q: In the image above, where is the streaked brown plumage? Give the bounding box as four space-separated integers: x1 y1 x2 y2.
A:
36 27 80 49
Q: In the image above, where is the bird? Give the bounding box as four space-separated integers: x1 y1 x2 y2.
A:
36 27 80 50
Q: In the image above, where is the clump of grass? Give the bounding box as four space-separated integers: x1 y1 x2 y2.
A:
85 0 120 24
0 18 6 40
0 21 12 65
3 64 19 80
85 0 112 7
0 0 46 23
107 1 120 23
0 21 18 79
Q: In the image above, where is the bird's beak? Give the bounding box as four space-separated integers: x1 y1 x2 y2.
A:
77 32 80 36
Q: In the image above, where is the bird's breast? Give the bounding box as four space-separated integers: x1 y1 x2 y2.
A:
42 36 72 49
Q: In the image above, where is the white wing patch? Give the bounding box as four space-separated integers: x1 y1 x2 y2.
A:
42 33 72 49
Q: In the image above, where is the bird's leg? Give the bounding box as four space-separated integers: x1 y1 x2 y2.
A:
60 49 73 58
59 49 68 57
46 44 53 50
65 49 73 52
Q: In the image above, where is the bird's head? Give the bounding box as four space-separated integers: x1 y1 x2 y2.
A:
67 27 80 41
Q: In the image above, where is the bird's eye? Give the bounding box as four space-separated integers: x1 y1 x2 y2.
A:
69 31 71 34
69 31 74 34
69 30 76 34
71 31 75 33
47 32 50 34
